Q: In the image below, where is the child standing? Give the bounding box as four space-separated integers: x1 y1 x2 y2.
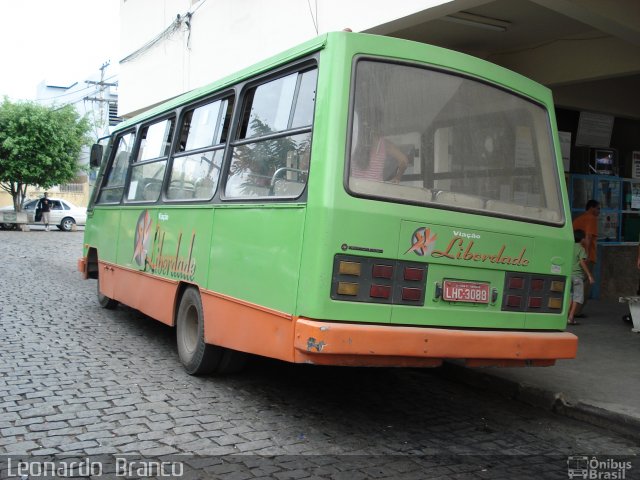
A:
568 229 594 325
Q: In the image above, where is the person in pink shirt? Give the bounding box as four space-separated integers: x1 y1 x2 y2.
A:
351 109 408 183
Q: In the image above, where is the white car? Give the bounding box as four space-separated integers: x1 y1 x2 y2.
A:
0 198 87 232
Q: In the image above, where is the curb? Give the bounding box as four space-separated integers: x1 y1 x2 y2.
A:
436 362 640 442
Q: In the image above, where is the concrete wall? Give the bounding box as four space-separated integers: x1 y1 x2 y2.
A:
599 245 639 300
0 185 90 209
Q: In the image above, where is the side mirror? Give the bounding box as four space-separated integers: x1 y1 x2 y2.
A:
90 144 104 168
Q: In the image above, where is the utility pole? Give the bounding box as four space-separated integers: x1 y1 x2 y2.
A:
84 61 118 138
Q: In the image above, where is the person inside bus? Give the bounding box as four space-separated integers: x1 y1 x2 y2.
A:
351 108 409 183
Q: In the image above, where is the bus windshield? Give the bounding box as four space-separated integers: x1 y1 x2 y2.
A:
348 59 563 225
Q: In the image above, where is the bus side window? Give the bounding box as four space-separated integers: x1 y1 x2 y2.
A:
225 68 316 199
168 97 233 201
127 117 175 202
97 132 135 204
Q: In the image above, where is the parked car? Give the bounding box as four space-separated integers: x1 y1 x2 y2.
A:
0 198 87 232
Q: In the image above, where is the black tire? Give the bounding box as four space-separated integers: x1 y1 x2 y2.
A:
176 287 248 375
176 288 222 375
97 276 118 309
1 223 17 230
60 217 75 232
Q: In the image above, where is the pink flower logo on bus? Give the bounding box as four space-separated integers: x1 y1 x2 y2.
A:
133 210 152 266
406 227 438 256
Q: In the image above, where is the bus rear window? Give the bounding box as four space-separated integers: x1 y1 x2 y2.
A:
347 60 563 224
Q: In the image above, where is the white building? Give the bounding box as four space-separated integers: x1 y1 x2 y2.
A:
117 0 640 120
35 64 121 197
36 63 121 141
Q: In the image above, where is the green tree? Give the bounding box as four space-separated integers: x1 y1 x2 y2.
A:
0 99 91 211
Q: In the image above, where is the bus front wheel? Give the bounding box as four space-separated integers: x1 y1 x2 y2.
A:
176 287 222 375
176 287 247 375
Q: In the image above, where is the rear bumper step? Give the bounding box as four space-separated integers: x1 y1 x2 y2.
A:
294 318 577 367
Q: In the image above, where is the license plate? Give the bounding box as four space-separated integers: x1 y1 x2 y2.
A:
442 280 490 304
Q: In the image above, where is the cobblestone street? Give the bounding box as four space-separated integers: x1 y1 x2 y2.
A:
0 230 638 479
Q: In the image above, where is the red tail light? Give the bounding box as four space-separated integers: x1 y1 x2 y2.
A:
530 279 544 291
506 295 523 308
502 272 565 313
331 255 427 305
403 267 424 282
528 297 543 308
370 284 392 299
372 264 393 279
402 287 422 302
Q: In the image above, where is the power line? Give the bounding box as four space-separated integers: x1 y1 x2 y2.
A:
34 74 118 104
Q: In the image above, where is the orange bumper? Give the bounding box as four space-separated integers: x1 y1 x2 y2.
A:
77 257 88 278
293 318 578 367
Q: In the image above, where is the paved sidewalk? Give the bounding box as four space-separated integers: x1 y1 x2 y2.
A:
441 299 640 440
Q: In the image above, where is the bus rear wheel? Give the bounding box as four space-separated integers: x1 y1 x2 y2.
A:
176 287 247 375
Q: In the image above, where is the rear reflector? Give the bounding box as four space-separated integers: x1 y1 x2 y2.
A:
548 297 562 309
337 282 359 296
530 279 544 291
528 297 543 308
339 261 361 276
402 287 422 302
404 267 424 282
372 264 393 279
370 284 392 299
508 276 525 289
506 295 522 308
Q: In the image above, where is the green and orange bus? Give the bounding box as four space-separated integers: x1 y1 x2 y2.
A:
79 32 577 374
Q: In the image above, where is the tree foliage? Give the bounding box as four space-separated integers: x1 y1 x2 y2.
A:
230 118 310 196
0 99 91 210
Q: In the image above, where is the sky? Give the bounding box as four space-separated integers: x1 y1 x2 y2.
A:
0 0 120 101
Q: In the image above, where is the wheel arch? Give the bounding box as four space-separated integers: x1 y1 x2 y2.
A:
87 247 99 279
173 281 200 327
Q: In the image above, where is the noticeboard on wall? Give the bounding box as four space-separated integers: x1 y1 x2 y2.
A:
576 111 614 148
632 151 640 179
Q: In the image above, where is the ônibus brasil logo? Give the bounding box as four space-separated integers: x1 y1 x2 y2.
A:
406 227 438 256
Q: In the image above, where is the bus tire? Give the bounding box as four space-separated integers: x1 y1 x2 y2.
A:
97 276 118 309
176 287 222 375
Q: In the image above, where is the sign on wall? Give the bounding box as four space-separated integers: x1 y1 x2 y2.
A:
632 151 640 179
576 111 614 147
